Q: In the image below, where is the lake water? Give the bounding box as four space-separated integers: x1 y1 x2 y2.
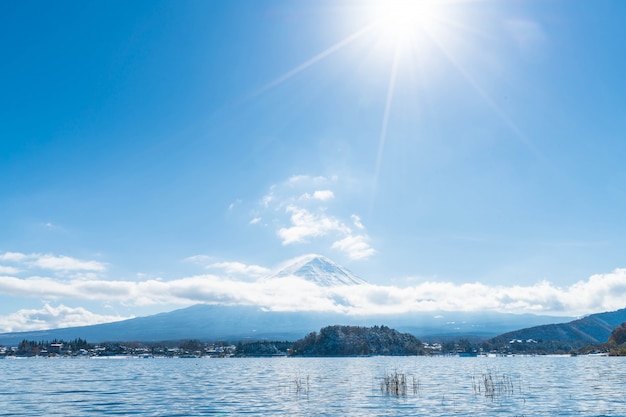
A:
1 356 625 416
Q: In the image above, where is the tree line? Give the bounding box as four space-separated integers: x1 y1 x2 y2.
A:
4 322 626 357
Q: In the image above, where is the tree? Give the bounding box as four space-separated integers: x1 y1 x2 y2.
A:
609 322 626 346
179 339 203 354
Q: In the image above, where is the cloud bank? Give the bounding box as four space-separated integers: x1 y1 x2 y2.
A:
2 248 626 332
0 304 130 333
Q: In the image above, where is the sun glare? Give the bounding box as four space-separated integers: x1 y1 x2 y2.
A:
370 0 440 43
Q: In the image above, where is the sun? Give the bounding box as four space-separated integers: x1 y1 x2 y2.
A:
369 0 441 44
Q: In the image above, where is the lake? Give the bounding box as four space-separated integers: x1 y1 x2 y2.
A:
0 356 624 416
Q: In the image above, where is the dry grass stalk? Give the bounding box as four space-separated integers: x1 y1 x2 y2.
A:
294 374 310 394
380 371 412 396
472 371 515 399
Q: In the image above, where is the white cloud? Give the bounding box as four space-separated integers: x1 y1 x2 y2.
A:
288 174 333 185
301 190 335 201
258 175 375 258
29 254 106 272
0 252 29 262
288 174 309 184
0 265 20 275
313 190 334 200
262 193 274 207
277 206 350 244
3 249 623 326
0 252 106 274
184 255 213 265
351 214 365 230
329 269 626 316
228 199 242 210
184 256 270 278
331 235 375 260
0 304 131 333
1 267 625 319
208 261 270 278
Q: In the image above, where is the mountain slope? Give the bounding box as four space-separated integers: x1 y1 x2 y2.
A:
490 307 626 345
0 303 569 345
0 304 340 345
268 254 368 286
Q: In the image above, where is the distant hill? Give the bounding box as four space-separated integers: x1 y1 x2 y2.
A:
292 325 425 356
489 307 626 348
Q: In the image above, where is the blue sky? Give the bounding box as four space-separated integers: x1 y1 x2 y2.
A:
2 0 626 331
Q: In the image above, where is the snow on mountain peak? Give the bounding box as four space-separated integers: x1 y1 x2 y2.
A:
268 254 368 287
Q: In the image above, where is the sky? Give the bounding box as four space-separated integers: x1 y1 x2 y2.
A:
2 0 626 332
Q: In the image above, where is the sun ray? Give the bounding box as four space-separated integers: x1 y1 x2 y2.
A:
247 23 376 100
426 32 544 160
372 41 402 199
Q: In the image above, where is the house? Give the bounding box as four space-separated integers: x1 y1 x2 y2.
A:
49 343 64 354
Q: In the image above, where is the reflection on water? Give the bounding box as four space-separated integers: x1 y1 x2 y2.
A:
0 356 625 416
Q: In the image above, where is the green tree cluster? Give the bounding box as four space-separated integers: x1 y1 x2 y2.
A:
14 338 92 356
236 341 292 356
292 325 425 356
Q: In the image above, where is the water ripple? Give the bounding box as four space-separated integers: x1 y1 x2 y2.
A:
0 356 625 416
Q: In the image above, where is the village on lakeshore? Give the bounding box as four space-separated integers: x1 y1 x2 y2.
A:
2 323 625 359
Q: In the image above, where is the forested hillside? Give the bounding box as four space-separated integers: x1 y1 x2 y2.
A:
607 322 626 355
488 308 626 350
291 325 426 356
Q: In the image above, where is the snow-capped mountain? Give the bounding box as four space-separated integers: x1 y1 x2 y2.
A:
268 254 368 286
0 256 581 345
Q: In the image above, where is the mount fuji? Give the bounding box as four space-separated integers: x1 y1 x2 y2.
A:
267 254 368 286
0 255 574 344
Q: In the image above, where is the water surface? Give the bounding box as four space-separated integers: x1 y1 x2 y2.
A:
1 356 624 416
